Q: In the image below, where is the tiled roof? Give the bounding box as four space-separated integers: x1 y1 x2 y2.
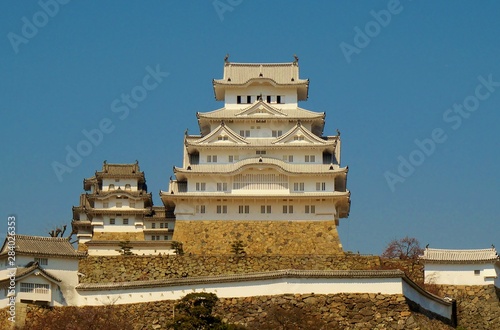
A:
77 269 405 291
198 105 324 120
213 62 309 101
0 263 61 287
185 137 337 148
0 235 86 258
174 157 347 175
101 162 141 175
214 62 308 85
421 247 499 263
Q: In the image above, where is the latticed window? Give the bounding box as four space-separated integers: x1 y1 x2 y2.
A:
20 283 49 294
217 183 228 191
305 155 316 162
293 182 305 191
35 258 48 266
316 182 326 191
233 174 288 190
305 205 316 214
239 205 250 214
261 205 272 214
216 205 228 214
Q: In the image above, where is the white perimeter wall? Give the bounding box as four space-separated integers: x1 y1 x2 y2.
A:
77 277 403 306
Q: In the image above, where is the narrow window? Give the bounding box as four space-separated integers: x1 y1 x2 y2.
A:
196 182 206 191
247 95 252 103
237 96 241 104
293 182 304 191
266 95 271 103
316 182 326 191
110 218 115 225
305 155 316 163
196 205 206 214
34 258 48 266
217 205 227 214
217 183 228 191
152 223 156 229
474 270 481 275
123 219 129 225
277 95 282 103
305 205 316 214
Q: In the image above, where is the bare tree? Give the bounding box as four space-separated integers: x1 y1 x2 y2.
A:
381 236 423 260
49 225 67 238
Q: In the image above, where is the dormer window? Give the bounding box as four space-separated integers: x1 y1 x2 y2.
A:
109 184 115 190
125 184 131 191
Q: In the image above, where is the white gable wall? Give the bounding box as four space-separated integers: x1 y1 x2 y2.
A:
425 263 498 286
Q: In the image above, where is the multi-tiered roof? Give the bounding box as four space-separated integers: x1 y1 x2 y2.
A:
161 58 350 223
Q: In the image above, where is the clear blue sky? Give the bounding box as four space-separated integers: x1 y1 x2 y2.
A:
1 1 499 255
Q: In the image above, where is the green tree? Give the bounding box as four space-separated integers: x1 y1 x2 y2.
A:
172 241 185 255
168 293 244 330
230 240 246 258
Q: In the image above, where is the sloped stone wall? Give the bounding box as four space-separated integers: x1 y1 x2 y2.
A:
172 220 343 255
78 254 381 283
435 284 500 329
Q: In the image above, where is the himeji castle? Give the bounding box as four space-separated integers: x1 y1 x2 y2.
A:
161 57 351 255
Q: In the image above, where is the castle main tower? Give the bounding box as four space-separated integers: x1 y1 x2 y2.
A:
161 57 350 255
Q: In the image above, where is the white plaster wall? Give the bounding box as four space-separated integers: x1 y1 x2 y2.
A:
197 146 326 165
102 179 139 191
76 277 403 307
425 263 498 285
93 216 142 233
174 198 338 221
95 197 143 209
224 86 298 109
402 280 452 320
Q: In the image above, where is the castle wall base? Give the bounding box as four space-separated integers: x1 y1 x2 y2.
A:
172 220 343 255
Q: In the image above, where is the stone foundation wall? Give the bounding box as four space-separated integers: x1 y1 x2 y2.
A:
434 284 500 329
172 220 343 255
380 258 424 285
78 254 381 283
3 293 454 330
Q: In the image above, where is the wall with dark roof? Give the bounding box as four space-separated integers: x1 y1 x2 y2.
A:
2 293 454 330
